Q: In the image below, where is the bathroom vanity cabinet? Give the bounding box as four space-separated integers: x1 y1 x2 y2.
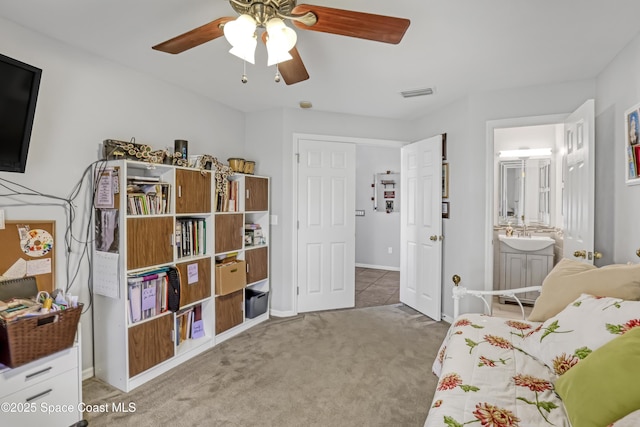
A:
498 241 554 304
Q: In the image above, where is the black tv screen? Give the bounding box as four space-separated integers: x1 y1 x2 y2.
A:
0 53 42 173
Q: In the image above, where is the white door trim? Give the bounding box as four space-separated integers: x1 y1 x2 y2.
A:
291 133 407 315
484 114 567 298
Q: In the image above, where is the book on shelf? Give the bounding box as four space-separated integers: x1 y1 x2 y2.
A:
215 179 240 212
175 304 204 346
176 218 207 258
126 183 170 215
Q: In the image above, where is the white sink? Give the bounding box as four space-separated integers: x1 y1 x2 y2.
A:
499 235 555 251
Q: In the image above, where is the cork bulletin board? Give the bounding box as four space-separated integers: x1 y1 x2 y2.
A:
0 220 55 294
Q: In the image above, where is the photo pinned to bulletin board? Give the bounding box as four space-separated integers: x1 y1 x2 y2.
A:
0 220 55 294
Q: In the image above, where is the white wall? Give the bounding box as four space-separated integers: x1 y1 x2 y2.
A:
595 34 640 264
355 145 401 270
0 17 245 373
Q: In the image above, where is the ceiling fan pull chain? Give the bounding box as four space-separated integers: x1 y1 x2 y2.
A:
241 60 248 84
274 64 281 83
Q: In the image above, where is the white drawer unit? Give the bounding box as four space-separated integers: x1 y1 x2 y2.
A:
0 332 82 426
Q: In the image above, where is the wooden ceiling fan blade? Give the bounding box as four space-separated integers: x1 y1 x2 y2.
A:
279 47 309 85
260 32 309 85
152 17 235 54
290 5 410 44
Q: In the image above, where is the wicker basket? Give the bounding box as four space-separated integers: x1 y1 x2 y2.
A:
0 304 83 368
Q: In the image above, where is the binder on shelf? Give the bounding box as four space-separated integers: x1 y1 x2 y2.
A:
127 271 168 324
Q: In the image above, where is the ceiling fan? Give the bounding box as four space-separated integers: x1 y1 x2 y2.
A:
152 0 410 85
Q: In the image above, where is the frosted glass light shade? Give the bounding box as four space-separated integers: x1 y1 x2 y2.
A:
265 18 297 66
224 14 257 64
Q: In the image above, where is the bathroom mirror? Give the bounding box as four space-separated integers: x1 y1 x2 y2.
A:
494 123 562 228
498 160 525 224
497 158 551 226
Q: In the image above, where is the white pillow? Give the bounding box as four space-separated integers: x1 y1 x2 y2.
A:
519 294 640 375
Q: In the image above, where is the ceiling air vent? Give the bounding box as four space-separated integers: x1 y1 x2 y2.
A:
400 87 434 98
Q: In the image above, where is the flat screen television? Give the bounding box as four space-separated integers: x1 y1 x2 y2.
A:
0 53 42 173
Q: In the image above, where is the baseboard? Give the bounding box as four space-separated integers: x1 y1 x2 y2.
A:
441 313 453 324
83 366 94 381
355 263 399 271
270 308 297 318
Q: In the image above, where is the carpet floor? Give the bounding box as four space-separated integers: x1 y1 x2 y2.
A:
82 304 449 427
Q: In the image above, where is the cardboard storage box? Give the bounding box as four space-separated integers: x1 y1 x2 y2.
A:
245 288 269 319
215 260 246 296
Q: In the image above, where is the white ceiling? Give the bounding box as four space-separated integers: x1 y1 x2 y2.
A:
2 0 640 120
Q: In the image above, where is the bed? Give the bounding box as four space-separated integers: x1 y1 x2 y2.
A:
424 259 640 427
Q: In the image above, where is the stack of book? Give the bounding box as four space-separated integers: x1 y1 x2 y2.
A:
175 304 205 346
126 175 170 215
175 218 207 258
127 270 168 324
215 179 239 212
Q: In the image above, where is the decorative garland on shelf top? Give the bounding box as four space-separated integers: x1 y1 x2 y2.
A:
102 138 235 193
206 155 234 197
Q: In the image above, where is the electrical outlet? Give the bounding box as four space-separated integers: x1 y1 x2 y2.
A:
388 247 393 254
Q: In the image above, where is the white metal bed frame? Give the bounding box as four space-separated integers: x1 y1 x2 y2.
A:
451 274 541 320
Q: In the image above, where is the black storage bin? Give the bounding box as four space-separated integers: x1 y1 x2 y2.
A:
245 289 269 319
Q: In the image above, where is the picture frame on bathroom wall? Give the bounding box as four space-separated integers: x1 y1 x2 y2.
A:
624 102 640 185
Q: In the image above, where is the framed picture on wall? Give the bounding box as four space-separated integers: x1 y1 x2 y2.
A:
624 102 640 185
442 202 450 219
442 163 449 198
442 133 447 160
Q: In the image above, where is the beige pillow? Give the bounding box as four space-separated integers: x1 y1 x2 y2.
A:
527 258 640 322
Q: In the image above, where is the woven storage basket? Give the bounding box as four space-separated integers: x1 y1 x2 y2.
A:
0 304 82 368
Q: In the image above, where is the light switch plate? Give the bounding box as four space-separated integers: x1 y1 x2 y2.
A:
355 210 365 216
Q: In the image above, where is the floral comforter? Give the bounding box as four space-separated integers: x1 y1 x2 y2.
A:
425 314 569 427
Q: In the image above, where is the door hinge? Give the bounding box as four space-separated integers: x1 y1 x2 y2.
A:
295 153 300 163
297 287 299 295
297 220 299 230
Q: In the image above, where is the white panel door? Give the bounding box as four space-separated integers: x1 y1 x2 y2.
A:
563 99 596 263
400 135 442 321
297 139 356 312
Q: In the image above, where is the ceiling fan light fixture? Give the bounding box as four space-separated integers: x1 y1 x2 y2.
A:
224 14 258 63
266 17 297 66
229 41 257 64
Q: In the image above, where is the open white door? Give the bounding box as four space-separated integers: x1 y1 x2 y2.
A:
563 99 597 263
400 135 442 321
297 138 356 312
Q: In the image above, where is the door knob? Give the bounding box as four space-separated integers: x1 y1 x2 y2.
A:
594 251 602 259
573 250 586 258
429 235 438 241
636 249 640 258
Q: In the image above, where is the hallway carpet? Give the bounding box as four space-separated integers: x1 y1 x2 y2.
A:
83 304 449 427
